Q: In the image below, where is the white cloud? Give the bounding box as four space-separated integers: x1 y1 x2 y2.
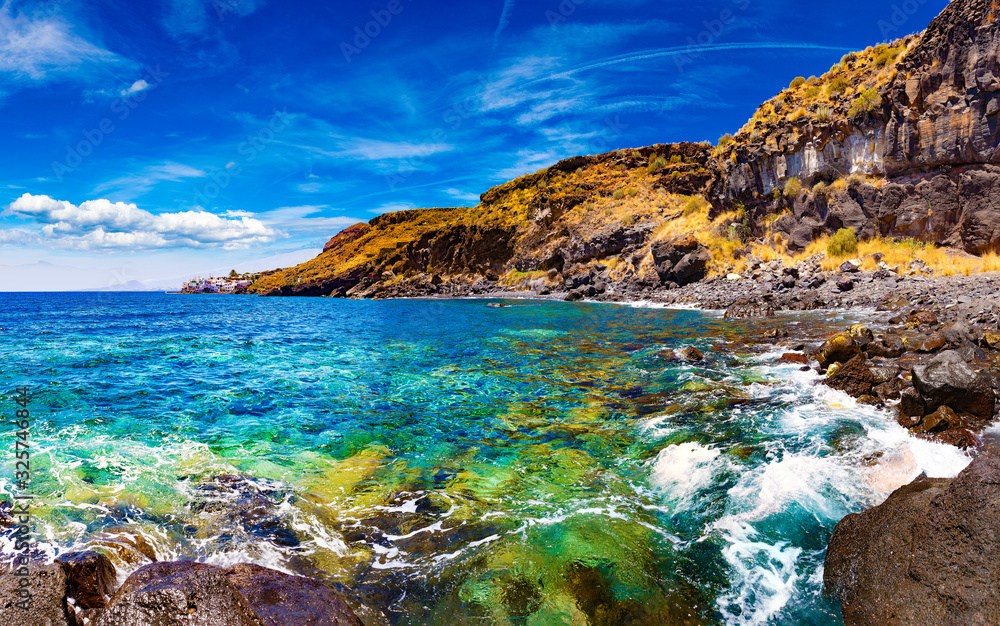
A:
443 188 482 205
255 205 361 233
5 194 278 250
120 79 149 96
0 5 130 81
93 162 207 199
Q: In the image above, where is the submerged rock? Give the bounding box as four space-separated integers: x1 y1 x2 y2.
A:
224 563 364 626
825 449 1000 625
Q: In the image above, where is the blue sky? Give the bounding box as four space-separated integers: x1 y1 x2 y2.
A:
0 0 948 289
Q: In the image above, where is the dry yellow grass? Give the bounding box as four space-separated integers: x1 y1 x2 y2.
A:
805 235 1000 276
738 234 1000 277
652 202 743 276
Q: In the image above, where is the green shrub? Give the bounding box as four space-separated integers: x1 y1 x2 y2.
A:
827 228 858 257
718 133 734 147
804 86 821 99
670 154 683 164
647 156 669 173
815 105 834 122
789 76 806 89
783 177 802 198
812 181 828 196
625 187 639 198
622 215 635 226
841 51 857 65
827 76 850 95
848 88 882 117
612 189 625 200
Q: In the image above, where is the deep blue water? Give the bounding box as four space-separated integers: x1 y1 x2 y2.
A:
0 293 971 625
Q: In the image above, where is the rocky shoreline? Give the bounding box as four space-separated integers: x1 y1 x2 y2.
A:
0 554 375 626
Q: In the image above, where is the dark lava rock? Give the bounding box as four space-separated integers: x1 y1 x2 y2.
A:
777 353 809 365
651 234 710 287
824 355 877 398
836 276 854 292
224 563 364 626
898 388 926 425
0 563 70 626
865 336 906 359
912 350 996 422
56 551 117 611
723 298 775 319
679 346 703 361
916 332 946 353
824 450 1000 624
908 309 938 326
815 333 860 370
564 290 584 302
873 378 903 402
96 562 265 626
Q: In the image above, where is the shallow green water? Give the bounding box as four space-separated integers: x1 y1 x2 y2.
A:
0 293 971 624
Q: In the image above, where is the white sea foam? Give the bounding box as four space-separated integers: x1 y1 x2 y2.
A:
650 442 723 511
715 519 803 626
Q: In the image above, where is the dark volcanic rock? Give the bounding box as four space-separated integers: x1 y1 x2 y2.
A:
815 332 860 370
824 355 877 398
224 563 364 626
651 235 710 287
912 350 996 422
679 346 703 361
96 562 265 626
0 564 70 626
824 449 1000 625
723 298 775 319
56 551 117 612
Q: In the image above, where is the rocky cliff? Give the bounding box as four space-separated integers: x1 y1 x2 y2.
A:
250 0 1000 299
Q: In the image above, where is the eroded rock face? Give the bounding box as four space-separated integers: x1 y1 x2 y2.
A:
824 448 1000 625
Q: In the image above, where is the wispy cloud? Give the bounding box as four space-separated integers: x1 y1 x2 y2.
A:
0 4 132 82
443 188 481 205
493 0 516 48
94 162 207 199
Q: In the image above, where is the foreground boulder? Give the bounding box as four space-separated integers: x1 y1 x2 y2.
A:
824 449 1000 625
225 563 364 626
95 562 364 626
96 562 265 626
0 564 70 626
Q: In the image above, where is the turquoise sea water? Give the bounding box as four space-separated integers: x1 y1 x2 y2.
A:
0 293 971 624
